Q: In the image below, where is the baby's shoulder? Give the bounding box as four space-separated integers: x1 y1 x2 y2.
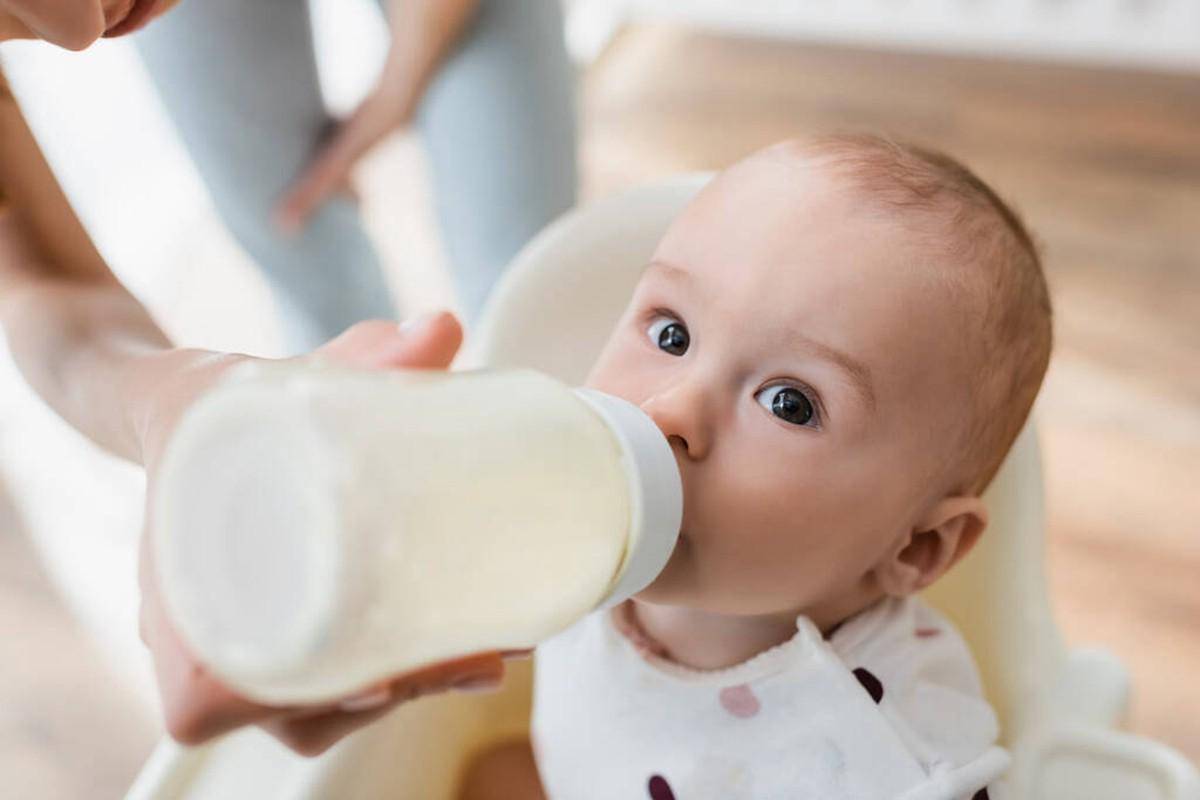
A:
831 597 982 688
828 596 1000 770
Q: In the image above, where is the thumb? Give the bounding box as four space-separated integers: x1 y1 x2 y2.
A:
314 312 464 371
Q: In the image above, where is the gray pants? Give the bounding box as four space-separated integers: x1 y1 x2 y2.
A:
137 0 577 351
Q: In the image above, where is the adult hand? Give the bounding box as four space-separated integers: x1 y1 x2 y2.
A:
1 6 496 757
273 0 479 234
137 312 512 756
0 0 179 49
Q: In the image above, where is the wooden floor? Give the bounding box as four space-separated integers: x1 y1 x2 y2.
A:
2 25 1198 795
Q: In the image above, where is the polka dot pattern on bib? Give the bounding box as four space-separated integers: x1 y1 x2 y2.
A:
852 667 885 704
718 684 761 718
648 774 676 800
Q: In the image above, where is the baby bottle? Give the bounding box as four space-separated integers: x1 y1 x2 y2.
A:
152 363 682 705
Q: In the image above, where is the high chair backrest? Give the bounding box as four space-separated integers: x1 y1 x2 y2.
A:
468 175 1063 744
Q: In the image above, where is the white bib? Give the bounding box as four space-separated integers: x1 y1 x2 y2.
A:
532 596 1008 800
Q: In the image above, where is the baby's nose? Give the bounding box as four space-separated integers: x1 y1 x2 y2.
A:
640 387 710 461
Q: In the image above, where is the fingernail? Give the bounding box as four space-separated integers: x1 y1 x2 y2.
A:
338 687 392 712
398 312 438 336
501 648 534 660
452 671 504 693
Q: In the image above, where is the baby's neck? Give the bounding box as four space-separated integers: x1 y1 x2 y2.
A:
628 594 879 671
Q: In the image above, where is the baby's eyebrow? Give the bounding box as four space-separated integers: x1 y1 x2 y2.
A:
646 260 692 285
785 331 877 412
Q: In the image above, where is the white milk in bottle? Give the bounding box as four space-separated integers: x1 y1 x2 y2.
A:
152 364 681 705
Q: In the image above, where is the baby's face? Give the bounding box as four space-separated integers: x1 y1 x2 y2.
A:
587 150 975 620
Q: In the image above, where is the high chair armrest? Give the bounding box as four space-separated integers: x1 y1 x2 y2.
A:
125 738 218 800
124 659 537 800
1013 724 1200 800
1049 647 1131 728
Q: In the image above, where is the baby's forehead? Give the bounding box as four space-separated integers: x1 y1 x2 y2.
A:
665 136 1049 494
711 146 984 293
660 158 983 377
704 149 920 249
669 155 960 296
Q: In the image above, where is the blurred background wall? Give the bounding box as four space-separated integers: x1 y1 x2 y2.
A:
1 1 1197 796
586 0 1200 69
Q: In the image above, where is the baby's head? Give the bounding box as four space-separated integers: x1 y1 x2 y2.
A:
587 134 1052 629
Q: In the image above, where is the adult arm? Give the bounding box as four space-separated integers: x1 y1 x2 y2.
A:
275 0 479 231
0 69 215 461
0 72 506 753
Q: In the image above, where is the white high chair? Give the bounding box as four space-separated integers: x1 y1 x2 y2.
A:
127 177 1200 800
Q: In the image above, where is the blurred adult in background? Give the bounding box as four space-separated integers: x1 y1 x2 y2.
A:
137 0 577 349
1 0 565 757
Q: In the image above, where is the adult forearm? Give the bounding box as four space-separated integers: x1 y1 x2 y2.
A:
0 253 171 461
382 0 479 108
0 259 246 466
0 214 249 466
0 68 221 463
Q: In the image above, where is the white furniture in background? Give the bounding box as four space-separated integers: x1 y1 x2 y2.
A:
567 0 1200 72
127 177 1199 800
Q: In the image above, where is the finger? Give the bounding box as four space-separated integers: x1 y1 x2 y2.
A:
259 653 505 757
391 651 507 694
274 100 398 234
314 312 463 372
338 173 361 205
258 688 410 758
145 598 285 744
140 526 295 745
501 648 535 661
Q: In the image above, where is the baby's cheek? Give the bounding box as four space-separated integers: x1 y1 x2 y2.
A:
684 534 810 614
727 523 862 612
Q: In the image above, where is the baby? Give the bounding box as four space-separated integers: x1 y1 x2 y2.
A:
459 133 1052 800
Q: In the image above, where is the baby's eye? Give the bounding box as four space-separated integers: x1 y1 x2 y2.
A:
646 316 690 356
755 385 817 427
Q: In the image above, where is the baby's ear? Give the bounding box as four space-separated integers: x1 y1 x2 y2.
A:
872 497 988 597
